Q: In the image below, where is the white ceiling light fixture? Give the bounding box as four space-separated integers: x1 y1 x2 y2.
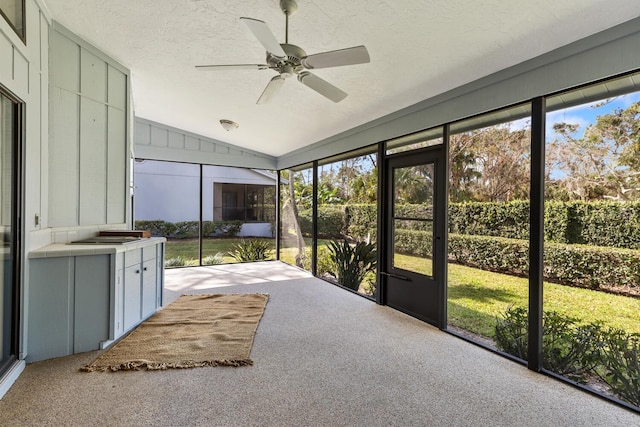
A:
220 119 239 131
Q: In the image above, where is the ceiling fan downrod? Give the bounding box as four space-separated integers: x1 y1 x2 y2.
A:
280 0 298 44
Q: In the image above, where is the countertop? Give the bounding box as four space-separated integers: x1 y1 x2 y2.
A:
29 237 166 259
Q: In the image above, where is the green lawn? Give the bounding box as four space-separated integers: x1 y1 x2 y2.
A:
447 262 640 337
165 237 276 265
165 237 329 266
165 238 640 338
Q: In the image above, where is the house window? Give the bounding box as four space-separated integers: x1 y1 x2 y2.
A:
0 0 25 41
215 184 275 222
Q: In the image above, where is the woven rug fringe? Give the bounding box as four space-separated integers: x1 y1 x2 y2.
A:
81 358 254 372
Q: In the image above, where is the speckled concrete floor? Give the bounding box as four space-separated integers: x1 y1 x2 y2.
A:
1 261 638 426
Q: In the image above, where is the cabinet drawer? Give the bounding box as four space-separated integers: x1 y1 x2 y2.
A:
142 245 157 262
125 248 141 267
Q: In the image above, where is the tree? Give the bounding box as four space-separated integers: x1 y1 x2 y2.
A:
449 124 531 202
449 133 481 202
547 101 640 201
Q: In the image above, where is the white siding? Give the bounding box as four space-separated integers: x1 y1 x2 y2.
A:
134 118 277 169
48 24 129 227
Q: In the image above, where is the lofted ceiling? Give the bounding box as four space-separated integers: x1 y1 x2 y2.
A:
42 0 639 157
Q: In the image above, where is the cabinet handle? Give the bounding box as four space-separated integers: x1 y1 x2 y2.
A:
143 267 148 271
135 269 140 274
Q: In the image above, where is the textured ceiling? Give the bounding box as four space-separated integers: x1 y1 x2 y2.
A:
42 0 639 157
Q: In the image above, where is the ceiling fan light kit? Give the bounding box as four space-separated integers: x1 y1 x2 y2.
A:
196 0 369 104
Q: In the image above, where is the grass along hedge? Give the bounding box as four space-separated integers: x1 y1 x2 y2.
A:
393 230 640 296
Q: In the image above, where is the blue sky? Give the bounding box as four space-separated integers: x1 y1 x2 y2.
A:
546 91 640 140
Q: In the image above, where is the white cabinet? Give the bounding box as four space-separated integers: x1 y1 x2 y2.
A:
120 244 162 332
28 238 165 362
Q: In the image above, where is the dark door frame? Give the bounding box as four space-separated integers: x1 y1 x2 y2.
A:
378 142 447 328
0 84 24 376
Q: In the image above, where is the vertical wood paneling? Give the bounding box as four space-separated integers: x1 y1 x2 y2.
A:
107 65 126 110
0 34 11 81
80 50 106 103
150 126 168 147
107 107 126 223
135 122 151 145
50 31 79 92
168 131 184 148
185 136 199 150
49 27 129 227
13 50 28 94
39 13 50 228
49 88 79 226
78 97 107 225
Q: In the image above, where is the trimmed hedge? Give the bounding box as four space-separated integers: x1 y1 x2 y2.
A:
449 200 640 250
449 233 640 295
134 220 242 239
284 201 640 296
298 206 345 238
449 200 530 240
394 229 433 258
305 201 640 250
448 234 529 276
345 204 378 242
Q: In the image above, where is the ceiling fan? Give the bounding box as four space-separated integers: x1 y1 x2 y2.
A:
196 0 370 104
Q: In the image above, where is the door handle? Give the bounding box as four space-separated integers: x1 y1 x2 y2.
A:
381 271 409 281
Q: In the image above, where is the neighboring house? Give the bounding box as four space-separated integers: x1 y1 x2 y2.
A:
133 160 276 237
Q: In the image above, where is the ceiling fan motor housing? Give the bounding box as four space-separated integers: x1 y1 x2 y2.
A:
267 43 306 75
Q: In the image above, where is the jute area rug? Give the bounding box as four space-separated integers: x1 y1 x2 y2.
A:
81 293 269 372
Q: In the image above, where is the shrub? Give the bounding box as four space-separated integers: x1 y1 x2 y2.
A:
543 242 640 293
173 221 199 239
448 233 640 295
447 200 640 249
495 307 602 381
135 219 176 237
494 306 528 359
345 204 377 242
300 246 333 276
448 234 529 276
448 201 530 240
495 307 640 406
228 239 272 262
298 206 345 238
327 239 377 291
202 220 242 237
594 328 640 407
574 201 640 249
165 256 187 268
135 220 242 238
394 229 433 258
202 253 225 265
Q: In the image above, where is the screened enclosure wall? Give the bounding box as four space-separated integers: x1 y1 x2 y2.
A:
542 75 640 408
133 159 276 267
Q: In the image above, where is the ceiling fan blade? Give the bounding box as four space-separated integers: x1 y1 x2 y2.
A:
257 75 285 104
195 64 269 71
301 45 370 70
240 17 287 59
297 72 347 103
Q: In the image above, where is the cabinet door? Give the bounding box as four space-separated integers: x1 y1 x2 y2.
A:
74 255 110 353
141 259 157 318
123 264 142 330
